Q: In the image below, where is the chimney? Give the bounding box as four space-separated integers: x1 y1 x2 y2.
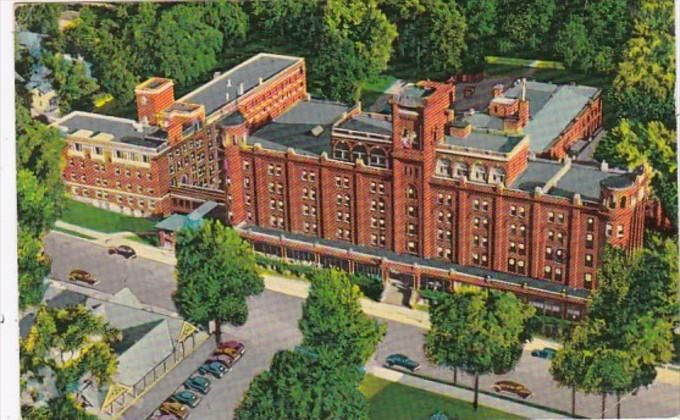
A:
258 77 263 85
450 121 472 138
225 92 230 102
213 71 222 79
492 84 504 98
601 160 609 172
227 79 232 87
521 78 527 101
517 78 529 127
238 83 244 96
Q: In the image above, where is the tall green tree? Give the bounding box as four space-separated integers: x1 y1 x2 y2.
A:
174 220 264 344
299 269 386 366
554 0 632 73
458 0 497 68
155 5 224 86
550 338 589 417
496 0 556 56
41 53 99 113
425 288 535 410
388 0 467 75
200 0 249 49
15 3 65 36
610 0 675 126
235 349 369 420
594 119 677 229
16 103 65 308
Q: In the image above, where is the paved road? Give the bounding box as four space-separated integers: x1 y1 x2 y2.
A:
45 233 680 419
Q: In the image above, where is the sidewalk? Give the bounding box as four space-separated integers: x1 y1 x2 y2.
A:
367 365 567 419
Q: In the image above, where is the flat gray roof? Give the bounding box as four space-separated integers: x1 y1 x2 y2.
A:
444 130 523 153
249 99 350 156
182 54 300 116
463 112 504 131
510 159 563 193
338 114 392 136
56 113 166 149
550 165 635 202
504 81 599 152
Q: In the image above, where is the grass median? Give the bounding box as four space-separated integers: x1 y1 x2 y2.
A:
61 199 158 234
360 374 519 420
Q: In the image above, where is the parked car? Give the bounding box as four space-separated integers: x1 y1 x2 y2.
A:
170 390 201 408
184 376 211 395
108 245 136 259
198 361 227 378
218 340 246 356
207 354 235 368
384 354 420 372
492 381 532 399
159 402 189 419
68 269 96 285
214 347 240 359
531 347 558 359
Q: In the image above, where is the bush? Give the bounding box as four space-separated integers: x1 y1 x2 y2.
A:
254 254 384 301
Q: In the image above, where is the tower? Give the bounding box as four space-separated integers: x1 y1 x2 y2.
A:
135 77 175 126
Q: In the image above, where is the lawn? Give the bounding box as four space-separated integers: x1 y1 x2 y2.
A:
61 199 158 234
123 233 160 247
360 374 520 420
52 226 97 240
360 74 398 110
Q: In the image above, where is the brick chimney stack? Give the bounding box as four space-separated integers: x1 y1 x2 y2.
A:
517 78 530 128
492 84 504 98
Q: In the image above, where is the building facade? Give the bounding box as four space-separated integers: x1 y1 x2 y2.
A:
56 53 648 318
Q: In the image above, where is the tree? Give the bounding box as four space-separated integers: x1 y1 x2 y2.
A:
425 288 535 410
200 0 249 49
41 53 99 112
299 269 386 366
309 0 397 103
174 220 264 344
583 348 635 419
154 5 223 86
458 0 497 68
550 341 589 417
554 0 632 73
17 229 50 309
610 0 675 126
594 119 677 229
23 396 97 420
15 3 65 36
496 0 556 56
390 0 467 75
235 349 369 420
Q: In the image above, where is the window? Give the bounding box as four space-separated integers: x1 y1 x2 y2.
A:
544 265 552 279
454 162 469 178
510 224 516 235
557 213 565 224
584 272 593 285
436 159 452 177
545 246 553 259
518 207 525 218
471 164 487 182
337 194 343 206
548 211 555 223
555 268 563 281
94 146 103 155
617 224 624 239
490 167 506 184
517 260 526 274
407 185 417 199
482 200 489 211
585 254 594 267
509 241 516 253
351 145 368 164
369 148 387 168
510 205 517 216
586 233 594 249
606 223 613 237
335 176 342 187
587 217 595 232
474 217 480 228
472 253 479 264
334 142 350 161
518 243 526 255
370 182 376 193
408 206 417 217
407 241 417 253
267 164 274 175
473 199 480 210
508 258 516 272
74 143 83 152
407 224 417 236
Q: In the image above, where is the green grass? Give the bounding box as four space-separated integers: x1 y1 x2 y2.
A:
61 199 158 234
485 56 565 70
52 226 97 240
360 74 398 110
123 233 160 247
360 374 520 420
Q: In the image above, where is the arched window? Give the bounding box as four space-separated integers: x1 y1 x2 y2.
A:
351 145 368 164
180 174 189 185
490 167 506 184
369 148 387 168
333 142 350 161
407 185 418 200
471 164 487 182
454 162 469 178
436 158 452 177
619 196 627 209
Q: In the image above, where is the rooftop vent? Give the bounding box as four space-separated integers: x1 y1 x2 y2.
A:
213 71 221 79
226 79 232 87
310 125 324 137
238 82 244 96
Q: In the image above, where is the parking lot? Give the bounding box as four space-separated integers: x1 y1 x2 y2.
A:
46 233 680 419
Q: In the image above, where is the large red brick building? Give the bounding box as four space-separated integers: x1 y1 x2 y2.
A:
55 53 649 319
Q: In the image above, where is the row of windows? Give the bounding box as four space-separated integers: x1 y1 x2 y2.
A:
369 182 387 195
71 186 155 210
72 143 151 164
472 235 488 248
333 143 388 168
267 164 283 177
370 217 386 228
371 233 386 247
336 228 351 240
336 211 351 223
435 159 506 184
336 176 351 189
507 258 526 274
301 170 317 182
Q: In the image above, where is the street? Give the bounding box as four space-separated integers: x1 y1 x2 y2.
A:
45 233 680 419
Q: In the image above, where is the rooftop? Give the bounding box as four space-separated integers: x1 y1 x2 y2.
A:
504 81 599 152
181 53 301 116
337 113 392 136
443 130 524 154
396 84 434 108
54 112 167 150
510 159 636 202
248 99 351 156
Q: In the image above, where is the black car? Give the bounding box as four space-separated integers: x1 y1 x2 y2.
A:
108 245 136 259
